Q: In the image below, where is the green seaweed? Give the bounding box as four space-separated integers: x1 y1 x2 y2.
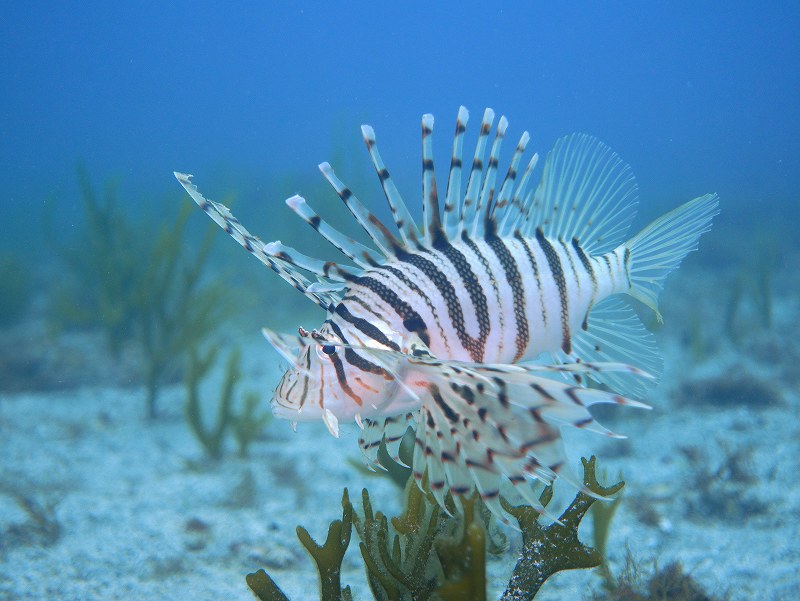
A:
231 391 271 458
185 347 268 459
48 165 143 354
247 489 354 601
0 253 31 328
184 347 237 460
296 488 354 601
500 456 624 601
246 457 624 601
355 481 442 601
135 200 232 418
48 167 232 417
591 481 624 592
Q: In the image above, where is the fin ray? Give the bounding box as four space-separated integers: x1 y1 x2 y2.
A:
523 134 639 254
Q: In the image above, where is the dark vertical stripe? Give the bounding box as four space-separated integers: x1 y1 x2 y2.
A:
515 231 547 328
486 235 529 362
374 264 449 351
352 276 431 347
536 227 571 354
333 304 400 351
329 351 363 406
431 238 490 353
298 349 311 408
397 249 483 361
572 238 597 294
602 254 616 287
558 239 581 295
462 232 503 356
325 319 391 378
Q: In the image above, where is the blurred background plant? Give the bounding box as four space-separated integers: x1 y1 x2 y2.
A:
48 164 143 355
0 253 31 329
47 165 235 417
184 345 270 460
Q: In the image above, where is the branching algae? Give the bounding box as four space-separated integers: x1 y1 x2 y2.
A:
246 457 623 601
49 167 232 417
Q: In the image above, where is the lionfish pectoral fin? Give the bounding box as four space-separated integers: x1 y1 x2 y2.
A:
560 295 663 400
358 413 415 468
403 357 651 523
261 327 304 366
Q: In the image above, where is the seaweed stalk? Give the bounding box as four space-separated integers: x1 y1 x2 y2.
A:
500 456 624 601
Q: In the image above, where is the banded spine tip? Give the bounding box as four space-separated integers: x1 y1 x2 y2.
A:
285 194 306 209
498 115 509 134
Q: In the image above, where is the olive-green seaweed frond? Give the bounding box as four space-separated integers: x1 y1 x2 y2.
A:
499 456 624 601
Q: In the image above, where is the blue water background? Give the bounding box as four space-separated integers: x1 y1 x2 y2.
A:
2 2 798 267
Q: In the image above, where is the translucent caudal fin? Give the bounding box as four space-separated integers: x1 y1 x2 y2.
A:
625 193 720 321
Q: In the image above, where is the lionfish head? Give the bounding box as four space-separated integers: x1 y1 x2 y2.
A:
263 325 403 437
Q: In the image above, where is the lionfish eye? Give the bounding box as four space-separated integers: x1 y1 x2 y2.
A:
321 344 336 355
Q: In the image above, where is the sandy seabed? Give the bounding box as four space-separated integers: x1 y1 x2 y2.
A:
1 265 799 601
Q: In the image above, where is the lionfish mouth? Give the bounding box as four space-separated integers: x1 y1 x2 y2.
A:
261 325 347 438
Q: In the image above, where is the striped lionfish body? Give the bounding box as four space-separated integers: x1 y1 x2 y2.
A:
176 107 718 520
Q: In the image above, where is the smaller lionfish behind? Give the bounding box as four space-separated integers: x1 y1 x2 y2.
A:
176 107 718 522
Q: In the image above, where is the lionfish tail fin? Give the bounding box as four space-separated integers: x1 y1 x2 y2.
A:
396 356 650 524
625 192 720 321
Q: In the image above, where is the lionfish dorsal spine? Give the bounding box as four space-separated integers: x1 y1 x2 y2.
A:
459 107 495 239
490 129 530 229
421 113 444 247
472 114 508 239
498 149 539 237
174 172 334 309
442 105 469 240
261 240 356 282
360 124 421 248
283 194 381 269
318 161 400 257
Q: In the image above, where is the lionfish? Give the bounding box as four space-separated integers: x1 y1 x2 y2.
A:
175 107 718 521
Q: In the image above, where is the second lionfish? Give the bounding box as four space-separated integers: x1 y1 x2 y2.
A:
176 107 718 520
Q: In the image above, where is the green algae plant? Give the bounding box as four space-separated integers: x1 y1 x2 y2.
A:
49 167 232 417
0 253 31 329
245 457 624 601
134 200 232 418
48 166 143 354
184 346 269 459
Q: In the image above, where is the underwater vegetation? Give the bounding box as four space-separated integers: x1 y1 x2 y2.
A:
0 253 31 329
0 476 61 554
592 552 728 601
245 456 626 601
48 166 232 417
678 441 768 522
184 346 270 459
674 371 783 410
48 165 142 354
722 232 777 344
